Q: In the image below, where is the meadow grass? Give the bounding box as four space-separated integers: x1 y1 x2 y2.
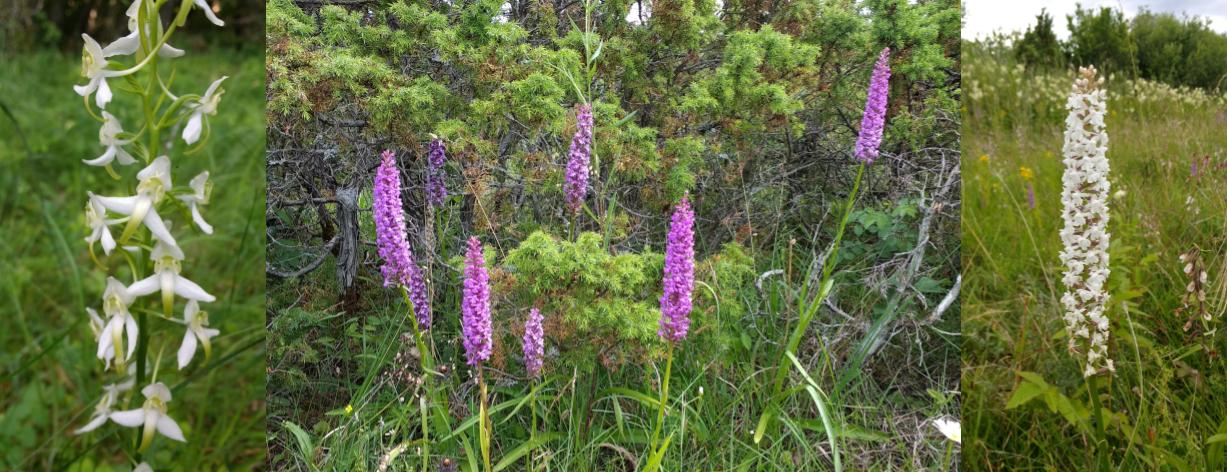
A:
0 49 267 470
962 41 1227 470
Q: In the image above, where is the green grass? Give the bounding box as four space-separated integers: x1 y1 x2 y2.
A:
962 40 1227 470
0 49 266 470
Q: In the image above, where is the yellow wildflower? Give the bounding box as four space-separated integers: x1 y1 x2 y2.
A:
979 154 989 164
1019 166 1034 181
345 404 353 415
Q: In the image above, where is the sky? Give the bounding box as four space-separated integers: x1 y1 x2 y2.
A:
963 0 1227 40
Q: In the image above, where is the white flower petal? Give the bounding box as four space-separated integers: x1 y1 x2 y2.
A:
100 227 117 255
194 0 225 26
174 275 215 302
83 146 117 166
109 408 146 427
156 414 186 442
74 77 100 97
124 315 139 360
94 195 139 214
128 274 160 297
178 329 197 369
142 207 178 248
74 414 109 434
159 43 186 58
96 78 112 109
190 204 214 234
102 31 140 57
182 111 203 145
134 463 154 472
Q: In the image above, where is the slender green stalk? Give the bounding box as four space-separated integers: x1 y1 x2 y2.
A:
769 163 864 398
650 341 676 453
1086 376 1110 469
479 369 492 472
529 383 537 472
400 288 433 471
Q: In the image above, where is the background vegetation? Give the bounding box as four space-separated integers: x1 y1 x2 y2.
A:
265 0 961 470
1013 7 1227 91
0 27 266 472
962 37 1227 469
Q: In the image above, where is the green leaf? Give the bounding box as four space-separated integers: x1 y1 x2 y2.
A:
1005 379 1046 409
282 420 316 471
641 432 675 472
492 433 561 471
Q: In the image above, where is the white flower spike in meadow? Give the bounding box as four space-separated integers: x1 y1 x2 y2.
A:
110 382 187 451
83 112 137 168
183 76 227 145
177 300 220 369
72 1 226 466
1058 66 1113 378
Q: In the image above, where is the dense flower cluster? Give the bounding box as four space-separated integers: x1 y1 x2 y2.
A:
658 196 695 342
523 308 544 378
1058 66 1113 378
73 0 226 456
854 48 891 164
426 138 448 207
372 150 433 329
462 236 493 365
563 103 593 213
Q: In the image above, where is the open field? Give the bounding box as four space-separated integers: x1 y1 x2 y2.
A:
962 40 1227 469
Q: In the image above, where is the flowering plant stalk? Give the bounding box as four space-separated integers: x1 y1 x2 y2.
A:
462 236 494 471
649 196 695 459
1059 65 1112 469
522 306 545 469
72 0 226 465
371 148 442 470
756 47 890 446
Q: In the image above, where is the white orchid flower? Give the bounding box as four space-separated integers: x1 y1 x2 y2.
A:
83 112 137 168
129 239 216 315
134 463 154 472
177 300 220 369
97 277 140 372
933 418 961 444
110 382 186 451
85 195 121 256
92 156 178 247
74 377 135 434
177 171 213 234
74 34 124 109
193 0 225 27
183 76 227 145
102 0 186 59
85 307 116 369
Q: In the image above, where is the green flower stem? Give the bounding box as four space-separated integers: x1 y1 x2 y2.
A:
479 368 492 472
1087 375 1110 469
649 341 675 454
400 287 434 471
769 163 864 399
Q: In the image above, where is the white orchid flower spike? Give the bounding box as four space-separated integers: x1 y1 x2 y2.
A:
177 300 220 369
129 239 216 315
74 34 124 109
103 0 186 59
84 112 137 168
193 0 225 27
177 171 213 234
97 277 140 372
110 382 187 451
85 195 121 256
92 156 178 248
183 76 227 145
74 377 135 434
